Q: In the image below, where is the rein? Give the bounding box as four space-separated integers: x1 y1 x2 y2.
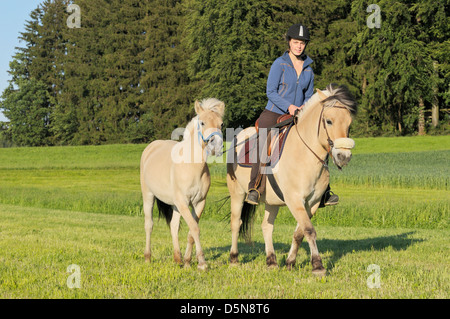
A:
293 103 349 169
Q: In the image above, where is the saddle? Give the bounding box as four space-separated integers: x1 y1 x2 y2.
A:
237 114 294 168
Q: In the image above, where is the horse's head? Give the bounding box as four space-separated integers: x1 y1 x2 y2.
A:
194 98 225 156
316 84 358 169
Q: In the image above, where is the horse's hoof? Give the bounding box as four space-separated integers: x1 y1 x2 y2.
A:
312 267 326 277
173 253 182 265
198 263 208 271
144 254 151 263
285 261 295 271
230 252 239 264
266 254 277 269
184 262 191 269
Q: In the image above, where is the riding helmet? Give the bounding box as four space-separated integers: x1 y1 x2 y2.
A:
286 23 310 42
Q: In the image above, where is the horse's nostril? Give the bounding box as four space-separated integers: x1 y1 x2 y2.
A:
337 153 346 162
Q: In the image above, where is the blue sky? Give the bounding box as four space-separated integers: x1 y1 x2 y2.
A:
0 1 43 121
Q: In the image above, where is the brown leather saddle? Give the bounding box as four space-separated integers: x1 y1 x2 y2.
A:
237 114 294 168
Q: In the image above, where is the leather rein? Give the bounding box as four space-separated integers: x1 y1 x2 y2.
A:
293 104 349 170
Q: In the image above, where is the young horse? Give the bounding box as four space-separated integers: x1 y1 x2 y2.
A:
227 84 357 276
140 98 224 270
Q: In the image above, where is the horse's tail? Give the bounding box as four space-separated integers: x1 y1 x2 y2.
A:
155 198 173 226
239 202 257 243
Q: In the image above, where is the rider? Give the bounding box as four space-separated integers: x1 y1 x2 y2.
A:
245 23 339 207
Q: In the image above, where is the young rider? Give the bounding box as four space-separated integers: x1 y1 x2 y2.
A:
245 23 339 207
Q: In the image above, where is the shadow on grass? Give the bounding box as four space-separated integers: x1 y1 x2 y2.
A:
206 231 423 270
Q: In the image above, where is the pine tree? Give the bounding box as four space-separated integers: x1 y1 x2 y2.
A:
139 0 194 141
185 0 290 130
1 5 53 146
1 65 50 146
349 0 439 135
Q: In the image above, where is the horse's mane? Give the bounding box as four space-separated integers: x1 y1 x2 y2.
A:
184 98 225 141
297 83 357 121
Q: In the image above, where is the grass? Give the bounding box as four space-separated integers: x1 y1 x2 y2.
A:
0 135 448 298
0 204 448 298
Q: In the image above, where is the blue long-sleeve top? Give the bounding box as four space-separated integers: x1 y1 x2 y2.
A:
265 51 314 115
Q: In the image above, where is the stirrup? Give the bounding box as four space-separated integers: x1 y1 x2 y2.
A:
324 191 339 206
245 188 260 205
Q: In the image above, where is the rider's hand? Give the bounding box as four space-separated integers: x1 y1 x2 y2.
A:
288 104 302 116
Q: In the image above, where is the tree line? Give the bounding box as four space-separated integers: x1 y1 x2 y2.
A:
1 0 448 147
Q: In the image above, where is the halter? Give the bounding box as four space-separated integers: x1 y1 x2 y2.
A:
196 117 222 147
293 103 350 170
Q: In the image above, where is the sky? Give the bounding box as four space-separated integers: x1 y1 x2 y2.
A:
0 1 43 122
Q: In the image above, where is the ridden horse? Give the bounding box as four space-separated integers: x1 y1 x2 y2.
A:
140 98 225 270
227 84 357 275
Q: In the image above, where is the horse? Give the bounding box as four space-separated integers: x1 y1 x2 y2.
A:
226 84 357 276
140 98 225 270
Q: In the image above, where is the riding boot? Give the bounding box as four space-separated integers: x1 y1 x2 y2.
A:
319 184 339 207
246 109 279 205
246 161 263 205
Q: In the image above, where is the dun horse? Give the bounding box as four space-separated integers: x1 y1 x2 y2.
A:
227 84 357 275
140 98 225 270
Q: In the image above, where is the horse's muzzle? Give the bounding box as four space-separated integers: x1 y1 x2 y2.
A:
207 135 224 157
331 138 355 168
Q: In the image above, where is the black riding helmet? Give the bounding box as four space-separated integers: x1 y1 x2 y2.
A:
285 23 310 60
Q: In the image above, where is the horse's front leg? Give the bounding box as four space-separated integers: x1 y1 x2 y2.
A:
261 204 279 268
286 223 303 270
184 200 205 267
170 208 182 264
174 197 207 271
285 201 320 270
286 197 326 276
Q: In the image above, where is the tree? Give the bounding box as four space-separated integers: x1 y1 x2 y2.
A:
139 0 194 141
349 0 442 136
0 5 53 146
1 75 51 146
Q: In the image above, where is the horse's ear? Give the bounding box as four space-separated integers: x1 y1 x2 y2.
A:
316 88 328 101
194 100 204 115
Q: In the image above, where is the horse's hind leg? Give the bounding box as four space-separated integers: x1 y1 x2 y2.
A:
170 208 182 264
227 170 246 264
261 204 279 268
143 192 155 263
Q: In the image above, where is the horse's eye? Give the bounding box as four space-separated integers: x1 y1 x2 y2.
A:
326 119 333 125
220 123 224 129
200 121 205 126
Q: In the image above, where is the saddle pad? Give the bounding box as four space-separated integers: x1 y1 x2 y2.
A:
237 124 293 168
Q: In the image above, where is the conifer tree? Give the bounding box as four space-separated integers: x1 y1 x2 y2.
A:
1 5 53 146
139 0 194 141
349 0 439 135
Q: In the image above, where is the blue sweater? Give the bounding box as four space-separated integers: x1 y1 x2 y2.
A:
265 51 314 115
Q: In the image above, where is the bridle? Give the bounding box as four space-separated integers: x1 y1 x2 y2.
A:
196 117 222 147
293 103 350 170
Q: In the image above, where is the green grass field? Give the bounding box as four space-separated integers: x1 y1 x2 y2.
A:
0 136 448 298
